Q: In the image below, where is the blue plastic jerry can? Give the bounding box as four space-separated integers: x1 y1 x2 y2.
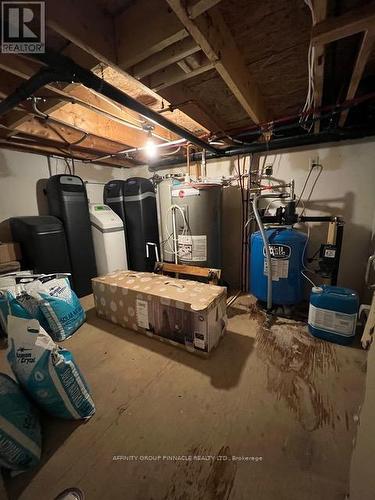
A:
308 285 359 345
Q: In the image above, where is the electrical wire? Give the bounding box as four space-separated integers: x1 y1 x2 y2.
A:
296 160 323 217
300 0 316 132
300 164 323 216
300 222 318 287
164 205 191 258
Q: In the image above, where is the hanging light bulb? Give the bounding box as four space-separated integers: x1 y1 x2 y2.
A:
145 130 157 159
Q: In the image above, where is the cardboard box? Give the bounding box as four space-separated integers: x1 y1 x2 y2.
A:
0 243 21 264
92 271 227 354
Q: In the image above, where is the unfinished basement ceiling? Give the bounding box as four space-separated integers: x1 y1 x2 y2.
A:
0 0 374 167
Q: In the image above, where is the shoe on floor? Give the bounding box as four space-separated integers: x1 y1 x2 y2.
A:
54 488 85 500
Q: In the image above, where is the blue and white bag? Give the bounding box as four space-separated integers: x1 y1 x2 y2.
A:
0 373 41 471
0 274 85 341
7 316 95 420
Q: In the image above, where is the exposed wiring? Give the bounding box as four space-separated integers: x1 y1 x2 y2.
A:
160 146 181 157
300 164 323 216
296 161 323 210
300 0 317 132
164 205 191 258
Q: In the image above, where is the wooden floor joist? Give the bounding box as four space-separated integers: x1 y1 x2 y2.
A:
43 0 226 135
311 3 375 46
313 0 328 133
144 62 214 92
166 0 268 124
0 55 177 144
338 30 375 127
130 38 200 80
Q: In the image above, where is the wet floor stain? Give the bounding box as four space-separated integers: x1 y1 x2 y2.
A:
248 303 340 431
162 445 236 500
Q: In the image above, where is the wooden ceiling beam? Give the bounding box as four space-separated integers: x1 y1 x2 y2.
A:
0 140 131 169
166 1 268 123
159 84 226 134
115 0 188 69
44 0 222 133
46 0 116 66
115 0 224 70
130 38 200 80
0 56 177 144
311 3 375 46
143 62 214 92
0 114 131 153
338 31 375 127
313 0 328 133
1 126 127 160
187 0 223 19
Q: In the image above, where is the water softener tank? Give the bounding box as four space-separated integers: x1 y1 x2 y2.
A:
104 178 159 272
250 227 307 305
308 286 358 345
171 182 222 268
46 175 97 297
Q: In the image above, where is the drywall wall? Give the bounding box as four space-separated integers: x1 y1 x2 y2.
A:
0 139 374 294
0 149 129 241
135 138 375 295
349 335 375 500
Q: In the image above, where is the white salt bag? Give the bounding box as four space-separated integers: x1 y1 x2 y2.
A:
7 316 95 420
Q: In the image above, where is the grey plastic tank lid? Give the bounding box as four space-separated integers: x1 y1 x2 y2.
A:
312 286 323 293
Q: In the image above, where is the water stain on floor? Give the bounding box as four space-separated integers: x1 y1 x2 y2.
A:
248 302 339 431
162 445 236 500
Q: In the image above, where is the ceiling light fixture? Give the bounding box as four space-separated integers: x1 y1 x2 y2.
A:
145 130 157 159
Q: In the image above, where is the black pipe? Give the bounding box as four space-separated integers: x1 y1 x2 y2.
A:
149 126 375 169
331 223 344 286
1 50 375 166
0 51 220 154
0 68 63 116
34 52 220 154
299 216 341 222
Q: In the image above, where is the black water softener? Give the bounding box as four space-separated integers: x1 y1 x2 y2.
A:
10 216 71 275
104 178 159 272
46 175 97 297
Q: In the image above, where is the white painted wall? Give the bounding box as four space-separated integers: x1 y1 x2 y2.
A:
0 149 129 241
0 139 374 295
131 138 375 295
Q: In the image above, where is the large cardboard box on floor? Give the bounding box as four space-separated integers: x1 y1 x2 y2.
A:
92 271 227 354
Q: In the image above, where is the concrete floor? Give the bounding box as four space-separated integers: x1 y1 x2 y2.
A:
0 294 368 500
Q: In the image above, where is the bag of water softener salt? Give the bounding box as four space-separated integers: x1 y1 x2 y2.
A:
0 373 41 471
0 274 85 342
7 316 95 420
26 275 86 342
0 275 49 334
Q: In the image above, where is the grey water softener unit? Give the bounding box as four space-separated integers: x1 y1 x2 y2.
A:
10 216 71 275
46 175 97 297
104 178 159 271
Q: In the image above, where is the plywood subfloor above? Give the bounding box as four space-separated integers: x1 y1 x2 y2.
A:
1 294 367 500
100 66 209 136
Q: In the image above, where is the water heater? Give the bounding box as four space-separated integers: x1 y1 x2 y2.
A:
171 182 222 268
250 227 307 305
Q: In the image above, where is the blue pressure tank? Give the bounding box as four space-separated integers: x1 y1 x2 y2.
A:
250 227 307 305
308 286 358 345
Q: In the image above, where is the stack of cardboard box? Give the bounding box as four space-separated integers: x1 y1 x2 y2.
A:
0 242 21 275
